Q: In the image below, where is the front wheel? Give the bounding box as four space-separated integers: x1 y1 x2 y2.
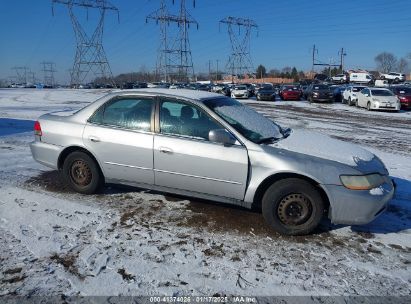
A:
262 178 325 235
367 102 371 111
62 151 104 194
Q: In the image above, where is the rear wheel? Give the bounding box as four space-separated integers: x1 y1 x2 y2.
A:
262 178 325 235
62 151 103 194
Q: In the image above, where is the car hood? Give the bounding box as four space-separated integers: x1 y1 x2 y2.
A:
271 129 385 171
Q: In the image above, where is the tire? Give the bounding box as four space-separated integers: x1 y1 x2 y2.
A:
62 151 104 194
261 178 325 235
308 96 313 103
355 99 359 107
367 102 371 111
348 97 352 106
380 76 385 80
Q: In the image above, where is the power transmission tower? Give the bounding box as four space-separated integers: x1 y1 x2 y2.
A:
52 0 119 87
12 67 29 84
219 17 258 79
146 0 170 82
27 71 36 84
148 0 198 83
41 62 57 87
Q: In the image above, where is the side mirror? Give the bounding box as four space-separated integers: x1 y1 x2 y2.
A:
209 129 236 145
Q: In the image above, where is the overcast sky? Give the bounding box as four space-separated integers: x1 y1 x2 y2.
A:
1 0 410 83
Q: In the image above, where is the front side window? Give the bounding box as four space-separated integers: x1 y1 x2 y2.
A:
90 98 152 131
160 100 223 141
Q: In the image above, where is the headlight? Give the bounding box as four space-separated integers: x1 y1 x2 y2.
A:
313 92 319 96
372 98 379 101
340 174 385 190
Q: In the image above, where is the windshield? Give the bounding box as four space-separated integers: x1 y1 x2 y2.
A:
261 86 274 90
235 86 247 90
284 86 299 91
371 89 394 96
204 97 283 143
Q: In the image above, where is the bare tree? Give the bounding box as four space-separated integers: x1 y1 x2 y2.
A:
374 52 397 73
397 58 408 73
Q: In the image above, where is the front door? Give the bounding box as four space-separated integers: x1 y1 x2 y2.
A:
153 99 248 200
83 96 155 185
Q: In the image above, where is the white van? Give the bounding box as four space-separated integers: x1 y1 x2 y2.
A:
349 73 373 84
374 79 389 87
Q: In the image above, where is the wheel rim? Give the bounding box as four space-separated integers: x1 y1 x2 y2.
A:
70 160 92 187
277 193 312 226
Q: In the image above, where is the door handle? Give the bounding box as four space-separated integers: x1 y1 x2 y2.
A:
159 147 173 154
89 136 101 143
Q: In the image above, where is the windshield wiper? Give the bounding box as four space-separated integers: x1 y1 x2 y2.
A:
257 137 280 144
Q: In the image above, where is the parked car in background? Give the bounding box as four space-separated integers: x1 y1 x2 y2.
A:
313 74 330 82
30 89 395 235
331 85 347 103
243 83 255 97
331 74 347 83
342 85 367 105
374 80 389 87
349 72 374 85
279 85 301 101
231 85 249 99
304 84 333 102
389 86 411 110
256 85 276 101
357 88 400 111
380 72 405 83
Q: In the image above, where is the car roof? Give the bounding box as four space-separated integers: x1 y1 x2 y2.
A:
112 88 223 101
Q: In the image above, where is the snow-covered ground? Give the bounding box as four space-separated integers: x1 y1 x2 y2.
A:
0 88 410 298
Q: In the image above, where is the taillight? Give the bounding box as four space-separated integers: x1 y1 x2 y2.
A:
34 121 42 136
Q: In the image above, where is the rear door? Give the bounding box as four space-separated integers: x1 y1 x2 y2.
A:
83 96 155 184
153 98 249 200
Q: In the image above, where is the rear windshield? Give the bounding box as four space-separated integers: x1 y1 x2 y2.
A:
371 89 394 96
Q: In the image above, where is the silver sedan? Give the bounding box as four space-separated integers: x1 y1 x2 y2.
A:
30 89 394 235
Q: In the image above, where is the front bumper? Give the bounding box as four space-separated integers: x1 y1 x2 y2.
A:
283 94 300 100
324 179 395 225
30 141 62 170
258 94 275 101
233 93 248 98
373 102 400 111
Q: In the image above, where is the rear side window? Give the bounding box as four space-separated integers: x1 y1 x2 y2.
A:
89 98 152 131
